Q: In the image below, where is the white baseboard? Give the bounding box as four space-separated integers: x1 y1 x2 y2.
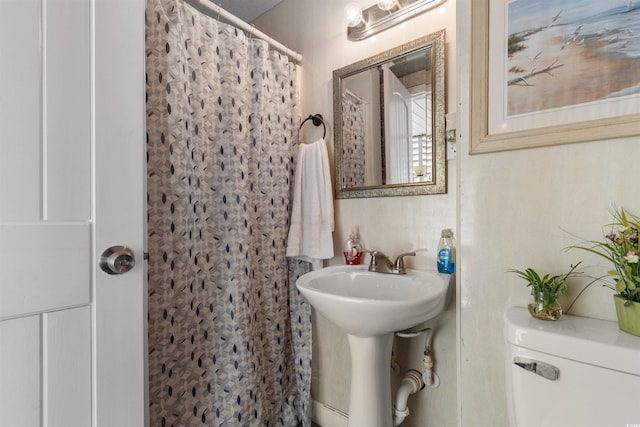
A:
311 400 348 427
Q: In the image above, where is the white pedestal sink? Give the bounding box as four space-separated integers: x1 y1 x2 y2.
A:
296 265 453 427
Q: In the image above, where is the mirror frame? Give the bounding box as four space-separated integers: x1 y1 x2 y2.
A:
333 30 446 199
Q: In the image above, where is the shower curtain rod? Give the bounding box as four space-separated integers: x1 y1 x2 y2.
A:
185 0 303 64
344 89 364 104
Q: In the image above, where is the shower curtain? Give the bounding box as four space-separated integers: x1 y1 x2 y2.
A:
145 0 311 425
341 94 366 188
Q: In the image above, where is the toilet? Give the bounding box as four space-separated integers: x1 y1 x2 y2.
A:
504 306 640 427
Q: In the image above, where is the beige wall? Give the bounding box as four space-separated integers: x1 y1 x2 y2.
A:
456 1 639 425
258 0 640 426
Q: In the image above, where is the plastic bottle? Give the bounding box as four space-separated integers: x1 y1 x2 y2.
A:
437 229 455 274
343 227 364 265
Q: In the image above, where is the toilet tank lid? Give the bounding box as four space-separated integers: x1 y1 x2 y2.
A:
505 307 640 376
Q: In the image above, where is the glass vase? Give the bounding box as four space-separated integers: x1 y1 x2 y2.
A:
528 290 562 321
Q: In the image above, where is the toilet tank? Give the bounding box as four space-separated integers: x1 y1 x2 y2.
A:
504 307 640 427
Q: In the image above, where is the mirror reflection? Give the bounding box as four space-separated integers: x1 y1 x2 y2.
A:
333 30 446 198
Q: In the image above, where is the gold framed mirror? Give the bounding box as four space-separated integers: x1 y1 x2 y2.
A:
333 30 446 198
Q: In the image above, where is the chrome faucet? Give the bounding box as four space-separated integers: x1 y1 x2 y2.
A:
368 250 416 274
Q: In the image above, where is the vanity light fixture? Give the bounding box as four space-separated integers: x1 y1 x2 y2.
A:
346 0 447 41
344 2 365 27
376 0 399 11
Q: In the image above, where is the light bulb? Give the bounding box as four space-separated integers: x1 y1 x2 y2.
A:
377 0 397 11
344 2 364 27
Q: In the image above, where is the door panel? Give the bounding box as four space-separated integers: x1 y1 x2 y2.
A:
46 306 91 427
0 0 145 425
45 0 91 221
0 0 42 220
0 223 90 319
0 0 90 222
0 316 41 427
0 308 91 427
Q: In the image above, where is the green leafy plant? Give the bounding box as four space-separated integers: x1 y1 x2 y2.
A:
568 207 640 303
508 262 582 297
508 262 582 320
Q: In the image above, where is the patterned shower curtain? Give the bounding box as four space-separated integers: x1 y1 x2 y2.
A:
145 0 311 425
341 94 366 188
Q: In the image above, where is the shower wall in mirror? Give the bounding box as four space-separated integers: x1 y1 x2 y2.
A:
333 30 446 198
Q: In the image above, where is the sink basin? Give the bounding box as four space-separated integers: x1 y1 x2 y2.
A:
296 264 453 337
296 264 454 427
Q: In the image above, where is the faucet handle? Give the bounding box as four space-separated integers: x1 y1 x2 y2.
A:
368 250 384 266
394 251 416 274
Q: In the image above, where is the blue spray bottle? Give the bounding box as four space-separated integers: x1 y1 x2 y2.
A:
437 229 455 274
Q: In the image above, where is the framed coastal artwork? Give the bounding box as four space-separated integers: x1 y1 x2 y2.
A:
470 0 640 153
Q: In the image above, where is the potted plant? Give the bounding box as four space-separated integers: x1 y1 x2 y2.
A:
570 207 640 336
509 262 582 321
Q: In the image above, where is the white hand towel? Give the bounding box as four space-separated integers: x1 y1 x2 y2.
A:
286 138 334 261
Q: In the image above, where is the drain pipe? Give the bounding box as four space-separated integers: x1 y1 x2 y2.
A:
393 369 425 426
393 328 439 425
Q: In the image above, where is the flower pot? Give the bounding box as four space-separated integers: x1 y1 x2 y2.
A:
528 290 562 321
613 295 640 337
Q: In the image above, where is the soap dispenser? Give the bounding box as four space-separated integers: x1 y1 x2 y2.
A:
343 227 364 265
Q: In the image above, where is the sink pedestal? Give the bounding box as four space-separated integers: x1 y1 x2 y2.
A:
347 333 394 427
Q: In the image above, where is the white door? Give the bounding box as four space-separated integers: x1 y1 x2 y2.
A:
0 1 145 426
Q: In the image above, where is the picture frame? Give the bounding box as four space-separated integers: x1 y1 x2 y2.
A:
470 0 640 154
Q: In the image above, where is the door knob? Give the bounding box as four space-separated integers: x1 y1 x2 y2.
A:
99 245 136 275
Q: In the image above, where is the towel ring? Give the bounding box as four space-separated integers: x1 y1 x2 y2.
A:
299 114 326 139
